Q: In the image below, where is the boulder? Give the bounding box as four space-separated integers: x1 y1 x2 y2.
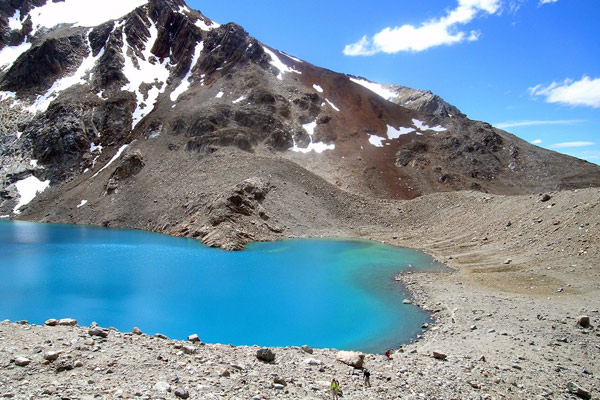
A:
301 345 313 354
44 319 58 326
304 358 323 366
577 315 591 328
336 351 365 368
567 382 591 400
174 388 190 399
132 327 142 335
44 351 60 361
14 357 31 367
57 318 77 326
433 351 448 360
256 348 275 362
153 381 171 393
88 327 108 338
187 333 201 343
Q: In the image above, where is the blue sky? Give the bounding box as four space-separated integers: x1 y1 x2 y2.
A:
187 0 600 164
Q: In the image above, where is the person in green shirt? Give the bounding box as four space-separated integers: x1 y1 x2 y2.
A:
330 378 340 399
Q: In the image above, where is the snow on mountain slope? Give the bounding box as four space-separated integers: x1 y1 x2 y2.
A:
0 0 599 225
26 0 147 32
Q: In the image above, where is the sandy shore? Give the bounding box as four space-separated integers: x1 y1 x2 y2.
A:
2 188 599 399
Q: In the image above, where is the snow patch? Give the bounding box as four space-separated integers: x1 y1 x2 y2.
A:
313 84 323 93
8 10 23 31
28 46 103 113
262 46 301 80
325 99 340 112
27 0 147 33
13 175 50 214
122 23 170 127
302 121 317 136
289 120 334 154
0 41 32 70
0 215 9 219
90 142 103 153
170 41 204 101
350 78 396 101
77 200 88 208
29 159 38 168
368 134 385 147
232 96 246 104
215 91 224 98
92 144 129 178
412 119 446 132
387 125 415 139
195 18 220 31
0 92 16 101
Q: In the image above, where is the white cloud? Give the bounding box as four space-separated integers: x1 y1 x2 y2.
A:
531 139 542 144
343 0 501 55
528 76 600 108
495 119 584 129
550 142 596 149
539 0 559 5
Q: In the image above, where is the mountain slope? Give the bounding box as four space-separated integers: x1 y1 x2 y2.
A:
0 0 598 248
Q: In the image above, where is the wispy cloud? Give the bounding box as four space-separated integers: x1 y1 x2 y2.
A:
539 0 559 5
528 76 600 108
495 119 585 129
550 141 596 149
531 139 542 144
343 0 502 55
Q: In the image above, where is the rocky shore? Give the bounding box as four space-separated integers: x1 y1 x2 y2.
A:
2 188 600 399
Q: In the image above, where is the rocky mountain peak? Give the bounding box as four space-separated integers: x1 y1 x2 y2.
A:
0 0 599 242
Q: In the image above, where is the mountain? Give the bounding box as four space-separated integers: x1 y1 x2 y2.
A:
0 0 599 249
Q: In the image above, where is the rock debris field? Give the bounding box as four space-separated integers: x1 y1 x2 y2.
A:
2 188 600 399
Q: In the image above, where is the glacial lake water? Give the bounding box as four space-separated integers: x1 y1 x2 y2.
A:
0 220 445 353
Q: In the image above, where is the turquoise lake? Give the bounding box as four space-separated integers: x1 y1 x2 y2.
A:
0 220 444 353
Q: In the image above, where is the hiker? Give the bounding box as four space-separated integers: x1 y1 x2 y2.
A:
363 368 371 387
385 349 391 359
330 378 340 399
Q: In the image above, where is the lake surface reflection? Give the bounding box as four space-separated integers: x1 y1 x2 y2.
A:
0 220 445 353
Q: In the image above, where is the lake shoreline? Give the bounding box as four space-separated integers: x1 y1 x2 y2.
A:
2 188 600 398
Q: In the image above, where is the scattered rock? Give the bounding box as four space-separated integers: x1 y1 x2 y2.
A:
57 318 77 326
403 299 413 304
132 327 142 335
44 351 60 361
88 327 108 338
153 382 171 393
154 333 169 340
55 361 74 373
14 357 31 367
187 334 201 343
577 316 591 328
304 358 323 366
44 319 58 326
336 351 365 368
182 345 196 355
256 348 275 362
301 345 313 354
540 194 552 202
503 258 512 265
567 382 591 399
433 351 447 360
217 367 230 377
174 388 189 399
